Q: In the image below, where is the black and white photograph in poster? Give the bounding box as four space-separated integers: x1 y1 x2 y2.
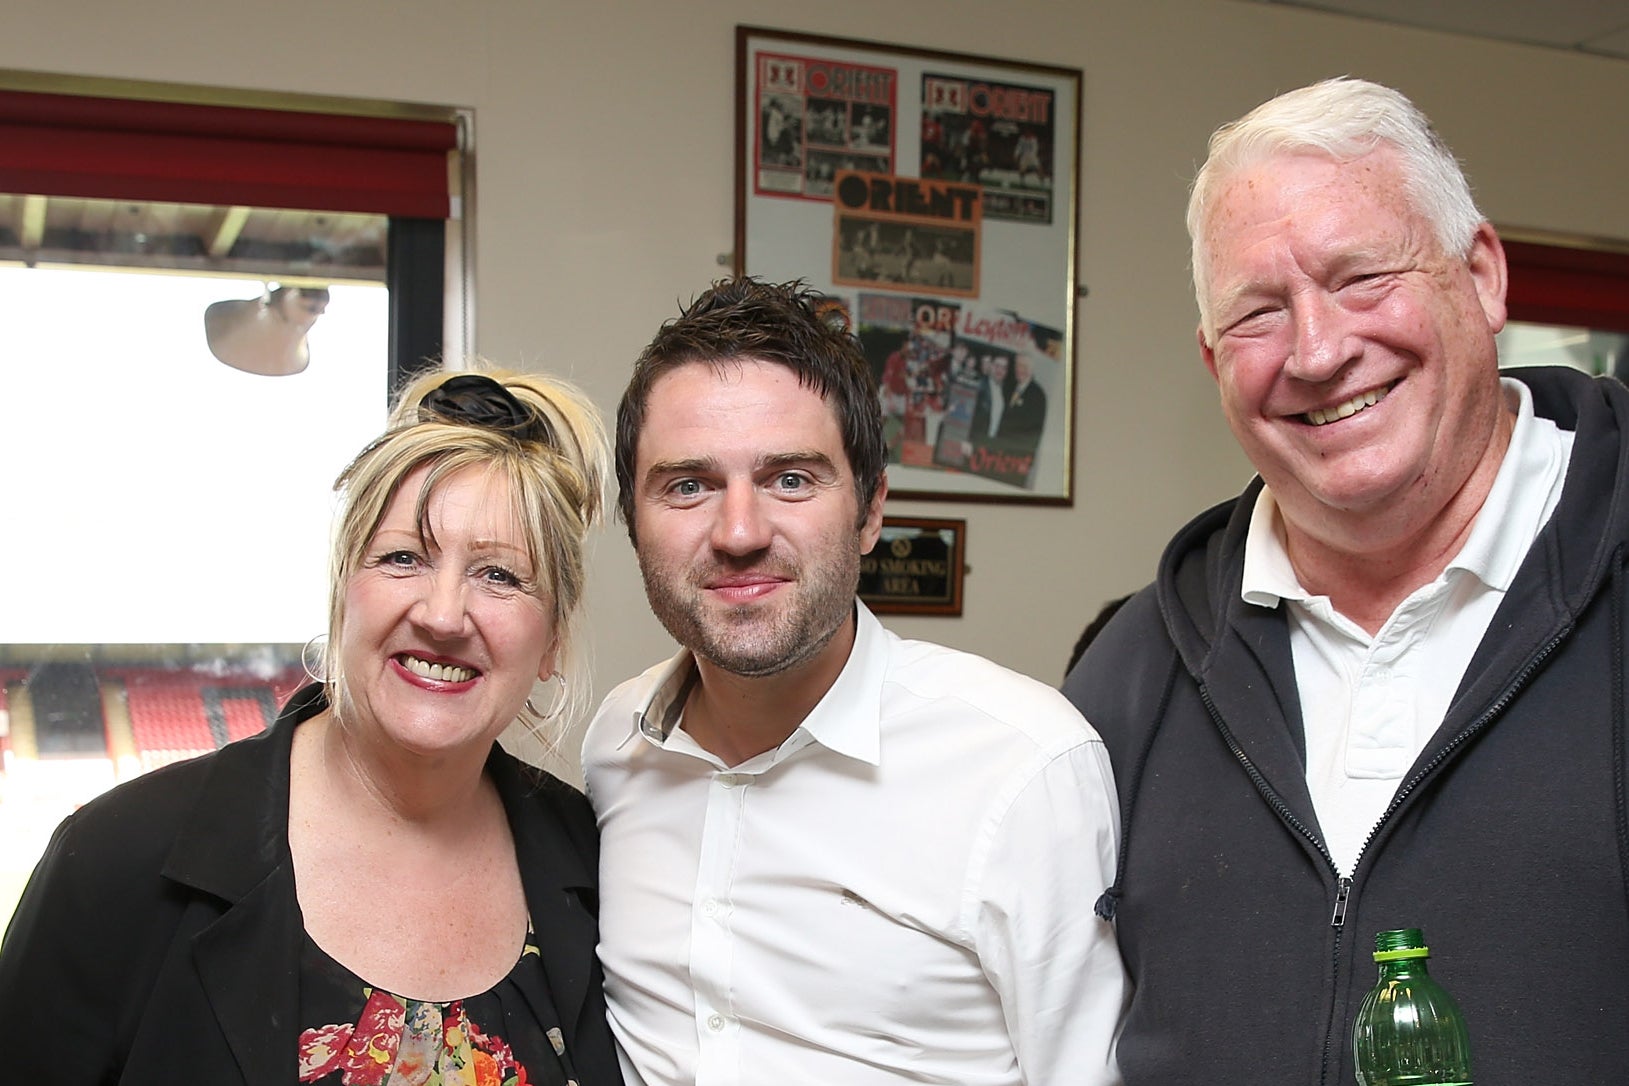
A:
737 26 1081 503
751 49 898 199
837 218 975 289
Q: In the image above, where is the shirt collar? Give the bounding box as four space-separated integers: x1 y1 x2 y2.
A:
1445 378 1566 592
1240 485 1301 607
1241 377 1561 607
799 601 884 765
627 601 885 767
630 650 699 744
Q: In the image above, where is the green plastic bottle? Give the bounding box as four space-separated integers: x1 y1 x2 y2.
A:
1352 928 1473 1086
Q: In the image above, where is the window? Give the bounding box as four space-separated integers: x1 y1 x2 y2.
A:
1498 236 1629 379
0 81 466 925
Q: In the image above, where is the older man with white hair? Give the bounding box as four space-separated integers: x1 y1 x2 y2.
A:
1065 77 1629 1084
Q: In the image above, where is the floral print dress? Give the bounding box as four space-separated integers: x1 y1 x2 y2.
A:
296 930 575 1086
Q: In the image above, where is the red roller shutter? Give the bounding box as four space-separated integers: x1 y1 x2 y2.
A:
1505 238 1629 335
0 89 455 217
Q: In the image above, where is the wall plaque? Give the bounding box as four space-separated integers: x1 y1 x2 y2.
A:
859 516 965 616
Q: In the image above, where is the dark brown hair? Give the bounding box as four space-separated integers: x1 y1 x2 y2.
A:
614 277 885 542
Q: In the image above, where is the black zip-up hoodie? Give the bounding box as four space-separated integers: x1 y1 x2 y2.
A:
1064 365 1629 1085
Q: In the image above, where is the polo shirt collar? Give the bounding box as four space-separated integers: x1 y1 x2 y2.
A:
1446 378 1564 592
1242 377 1554 607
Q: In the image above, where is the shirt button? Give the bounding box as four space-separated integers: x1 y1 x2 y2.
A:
717 773 742 787
703 899 720 917
707 1013 725 1031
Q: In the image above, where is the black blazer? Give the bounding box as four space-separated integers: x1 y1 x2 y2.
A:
0 684 621 1086
1000 380 1047 444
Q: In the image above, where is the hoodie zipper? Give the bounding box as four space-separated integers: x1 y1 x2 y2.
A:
1349 626 1567 865
1198 684 1348 1085
1200 620 1569 1085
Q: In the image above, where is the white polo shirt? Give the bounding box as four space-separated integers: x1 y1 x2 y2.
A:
1241 378 1574 875
583 602 1127 1086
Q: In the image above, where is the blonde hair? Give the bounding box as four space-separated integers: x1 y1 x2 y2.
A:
323 364 607 738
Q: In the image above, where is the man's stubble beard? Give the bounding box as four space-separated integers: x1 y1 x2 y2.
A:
637 543 861 679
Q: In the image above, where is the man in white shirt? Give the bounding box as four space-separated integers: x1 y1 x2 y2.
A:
1063 77 1629 1084
586 277 1127 1086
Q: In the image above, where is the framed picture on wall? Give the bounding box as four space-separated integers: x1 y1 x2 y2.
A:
735 26 1082 505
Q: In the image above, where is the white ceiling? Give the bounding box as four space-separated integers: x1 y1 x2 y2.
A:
1240 0 1629 61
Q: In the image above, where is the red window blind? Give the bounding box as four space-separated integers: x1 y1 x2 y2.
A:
1505 238 1629 335
0 89 456 217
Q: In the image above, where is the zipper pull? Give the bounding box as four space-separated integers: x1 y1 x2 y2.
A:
1330 876 1351 928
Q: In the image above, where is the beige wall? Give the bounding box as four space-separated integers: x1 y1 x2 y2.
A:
9 0 1629 767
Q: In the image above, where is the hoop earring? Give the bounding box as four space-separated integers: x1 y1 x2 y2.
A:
526 673 568 722
301 634 328 684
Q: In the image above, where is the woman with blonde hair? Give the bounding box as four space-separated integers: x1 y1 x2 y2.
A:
0 366 622 1086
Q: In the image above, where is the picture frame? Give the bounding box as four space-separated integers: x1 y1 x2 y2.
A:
858 516 966 616
736 26 1081 504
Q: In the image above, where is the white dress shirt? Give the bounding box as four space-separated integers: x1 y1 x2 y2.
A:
583 602 1127 1086
1241 378 1574 875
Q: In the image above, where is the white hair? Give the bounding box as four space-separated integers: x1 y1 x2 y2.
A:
1187 77 1485 338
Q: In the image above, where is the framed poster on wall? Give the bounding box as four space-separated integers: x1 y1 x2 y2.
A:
735 26 1082 504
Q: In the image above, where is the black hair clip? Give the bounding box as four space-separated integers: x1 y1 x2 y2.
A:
419 374 555 446
813 296 853 336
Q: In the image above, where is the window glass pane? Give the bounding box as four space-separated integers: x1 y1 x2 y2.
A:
1497 320 1629 378
0 197 389 927
2 266 384 640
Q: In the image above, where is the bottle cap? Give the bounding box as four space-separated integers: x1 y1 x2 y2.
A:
1373 945 1430 961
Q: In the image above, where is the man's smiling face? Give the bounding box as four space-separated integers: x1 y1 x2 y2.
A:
1196 146 1509 543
